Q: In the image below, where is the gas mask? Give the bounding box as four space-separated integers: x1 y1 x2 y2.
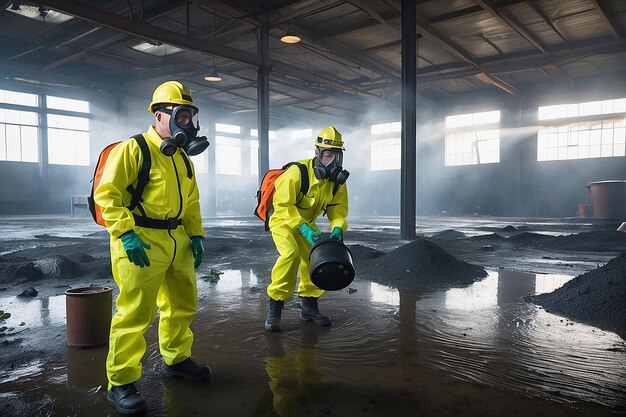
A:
313 148 350 184
157 105 210 156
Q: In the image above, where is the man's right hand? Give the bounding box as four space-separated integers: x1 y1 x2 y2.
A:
298 223 320 245
120 231 151 267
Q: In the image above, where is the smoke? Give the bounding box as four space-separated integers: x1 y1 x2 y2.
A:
82 92 590 220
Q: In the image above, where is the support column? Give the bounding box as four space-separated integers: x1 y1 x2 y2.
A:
38 94 49 214
401 0 416 239
257 17 270 179
207 122 216 217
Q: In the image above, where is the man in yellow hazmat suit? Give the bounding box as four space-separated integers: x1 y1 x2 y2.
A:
264 126 349 332
95 81 211 414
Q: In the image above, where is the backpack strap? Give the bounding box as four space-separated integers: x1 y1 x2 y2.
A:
180 152 193 179
263 162 309 231
126 134 150 216
282 161 309 199
296 162 309 199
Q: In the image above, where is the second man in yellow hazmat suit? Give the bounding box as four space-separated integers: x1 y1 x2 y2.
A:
95 81 211 415
264 126 349 332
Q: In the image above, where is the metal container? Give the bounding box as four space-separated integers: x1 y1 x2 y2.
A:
308 238 355 291
586 180 626 219
65 286 112 347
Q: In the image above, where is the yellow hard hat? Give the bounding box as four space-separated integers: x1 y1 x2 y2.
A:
315 126 344 150
148 80 198 114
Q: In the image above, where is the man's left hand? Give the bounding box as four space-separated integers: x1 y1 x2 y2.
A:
330 227 343 241
191 236 204 269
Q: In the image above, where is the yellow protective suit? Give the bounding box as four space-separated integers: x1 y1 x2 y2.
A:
94 125 204 389
267 158 348 301
264 329 324 417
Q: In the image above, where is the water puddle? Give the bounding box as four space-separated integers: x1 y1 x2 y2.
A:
0 294 66 330
0 269 624 416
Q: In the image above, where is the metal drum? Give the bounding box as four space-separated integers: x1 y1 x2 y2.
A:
308 238 355 291
65 286 112 347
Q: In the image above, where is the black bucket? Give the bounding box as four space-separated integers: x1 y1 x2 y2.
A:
308 238 355 291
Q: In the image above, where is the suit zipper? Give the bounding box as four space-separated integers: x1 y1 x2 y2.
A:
168 155 184 265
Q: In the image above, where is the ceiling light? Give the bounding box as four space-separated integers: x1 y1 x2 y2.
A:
6 4 73 23
204 66 222 82
280 29 301 44
132 41 183 56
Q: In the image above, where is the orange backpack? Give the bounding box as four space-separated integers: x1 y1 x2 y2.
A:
254 162 309 231
88 134 149 226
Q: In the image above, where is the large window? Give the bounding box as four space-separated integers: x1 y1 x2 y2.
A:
216 123 241 135
0 108 38 162
46 95 90 166
537 98 626 161
0 89 39 163
445 110 500 166
188 126 209 174
215 123 242 175
190 153 208 174
251 129 279 170
371 122 401 171
292 128 312 139
0 89 38 107
47 96 90 113
250 129 276 139
47 114 90 165
216 136 241 175
250 140 258 175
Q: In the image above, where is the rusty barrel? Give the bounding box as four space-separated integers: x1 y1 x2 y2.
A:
586 180 626 218
65 286 112 347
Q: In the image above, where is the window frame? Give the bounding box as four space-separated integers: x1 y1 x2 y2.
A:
370 122 401 171
444 110 501 167
537 98 626 162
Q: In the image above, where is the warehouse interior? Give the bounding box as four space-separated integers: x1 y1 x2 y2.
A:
0 1 625 416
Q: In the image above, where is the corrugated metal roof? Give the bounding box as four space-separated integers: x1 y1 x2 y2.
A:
0 0 623 121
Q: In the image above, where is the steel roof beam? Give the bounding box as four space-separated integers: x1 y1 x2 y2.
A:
205 0 406 84
350 0 519 96
415 39 626 84
269 0 344 24
539 64 572 90
524 0 567 42
10 1 187 62
473 0 547 54
40 0 392 104
0 1 13 15
188 1 405 103
589 0 622 40
42 2 188 70
193 1 407 95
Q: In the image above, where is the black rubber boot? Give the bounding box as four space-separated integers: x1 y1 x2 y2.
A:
106 383 147 415
264 298 284 332
300 297 331 326
161 357 212 382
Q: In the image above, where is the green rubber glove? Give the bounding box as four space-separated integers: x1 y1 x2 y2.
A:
120 231 151 268
330 226 343 241
298 223 320 246
191 236 204 270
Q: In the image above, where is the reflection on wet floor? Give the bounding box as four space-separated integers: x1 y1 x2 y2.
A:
1 270 625 416
0 294 66 330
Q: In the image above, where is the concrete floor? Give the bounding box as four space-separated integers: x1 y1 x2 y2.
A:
0 214 624 416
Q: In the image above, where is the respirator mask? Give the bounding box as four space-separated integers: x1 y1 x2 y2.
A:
313 147 350 185
157 105 210 156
